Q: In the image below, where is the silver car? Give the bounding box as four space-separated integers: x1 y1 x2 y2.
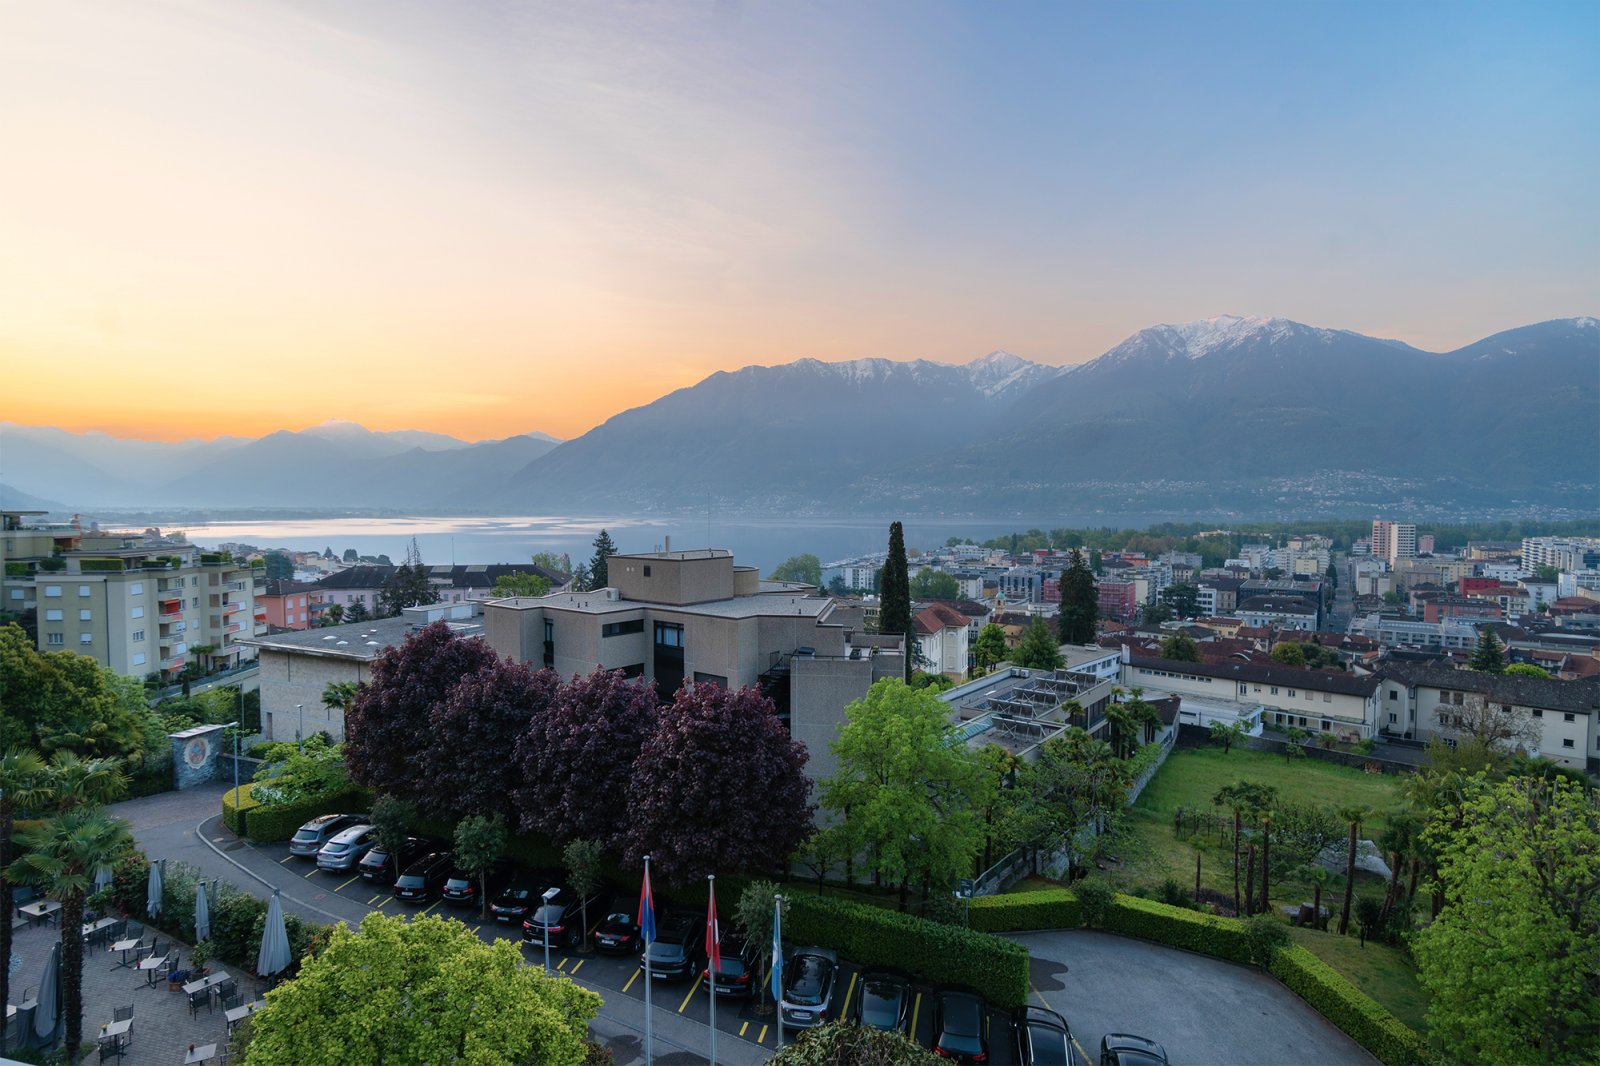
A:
316 823 378 871
288 813 365 858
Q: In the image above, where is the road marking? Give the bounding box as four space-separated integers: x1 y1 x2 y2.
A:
472 925 482 935
840 971 858 1020
210 837 226 843
303 867 320 878
337 875 360 891
557 958 568 971
739 1022 748 1037
910 992 923 1039
419 900 441 915
278 856 294 865
367 894 383 906
622 970 640 994
1033 981 1092 1066
570 959 584 975
757 1025 768 1044
678 973 704 1012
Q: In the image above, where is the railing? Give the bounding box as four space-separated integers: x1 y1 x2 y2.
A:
223 602 244 615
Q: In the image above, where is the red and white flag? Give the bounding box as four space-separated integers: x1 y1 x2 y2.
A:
706 877 722 975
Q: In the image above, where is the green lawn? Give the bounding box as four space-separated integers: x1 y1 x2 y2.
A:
1289 925 1430 1033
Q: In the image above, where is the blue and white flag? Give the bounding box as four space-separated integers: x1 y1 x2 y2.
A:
769 897 783 1003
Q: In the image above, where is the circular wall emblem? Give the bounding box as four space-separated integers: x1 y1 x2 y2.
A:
183 737 210 769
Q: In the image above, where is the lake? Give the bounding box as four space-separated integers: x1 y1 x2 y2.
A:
165 513 1176 573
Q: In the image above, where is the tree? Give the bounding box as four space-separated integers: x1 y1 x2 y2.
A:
1304 865 1332 930
1440 692 1541 753
973 623 1008 673
367 794 415 858
342 548 358 563
622 683 813 886
1283 725 1311 760
529 551 571 577
588 529 618 590
768 1020 943 1064
1503 662 1551 679
569 562 592 593
1139 602 1175 626
1160 583 1200 619
1213 781 1276 917
1269 642 1308 667
1008 732 1128 874
424 658 556 822
1209 720 1244 754
343 599 368 623
1057 548 1097 644
1324 561 1338 589
769 554 823 588
909 569 960 600
491 571 551 598
377 541 439 616
1468 626 1506 672
0 748 48 1026
264 551 294 580
827 575 849 597
879 523 912 681
515 668 657 844
453 814 508 920
343 621 500 799
7 807 134 1060
241 913 600 1065
1532 563 1560 582
1013 617 1064 670
820 680 985 910
1158 632 1200 662
1336 805 1372 935
561 839 605 953
321 603 344 627
1415 775 1600 1065
321 681 359 718
0 625 148 761
735 881 788 1013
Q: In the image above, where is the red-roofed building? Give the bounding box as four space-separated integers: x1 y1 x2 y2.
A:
913 602 972 679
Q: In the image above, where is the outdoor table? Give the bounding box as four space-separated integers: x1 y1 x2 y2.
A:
110 937 142 968
82 916 118 943
183 1042 218 1064
224 1000 265 1032
102 1018 133 1041
137 953 168 986
182 972 229 997
18 900 61 928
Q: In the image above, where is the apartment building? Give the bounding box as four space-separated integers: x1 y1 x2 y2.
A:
1372 520 1418 564
1522 536 1600 573
259 579 316 631
1347 612 1480 653
1125 655 1381 740
309 562 568 620
1237 596 1317 631
482 549 904 780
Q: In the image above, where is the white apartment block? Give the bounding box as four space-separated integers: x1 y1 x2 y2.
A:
1372 520 1418 564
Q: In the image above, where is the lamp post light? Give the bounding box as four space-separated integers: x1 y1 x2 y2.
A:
224 720 241 809
540 886 560 972
295 703 304 751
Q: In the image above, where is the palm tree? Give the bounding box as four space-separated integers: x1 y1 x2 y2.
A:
1336 805 1372 935
1376 811 1420 928
0 749 49 1027
7 807 135 1060
1213 784 1248 915
1259 806 1275 914
43 751 127 813
1305 865 1331 930
322 680 359 716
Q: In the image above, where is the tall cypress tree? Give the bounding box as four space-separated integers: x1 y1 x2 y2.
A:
589 529 618 590
1057 547 1098 644
880 521 912 681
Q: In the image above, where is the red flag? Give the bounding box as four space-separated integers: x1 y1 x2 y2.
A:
706 878 721 975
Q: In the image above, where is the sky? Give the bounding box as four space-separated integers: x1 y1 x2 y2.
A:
2 0 1596 443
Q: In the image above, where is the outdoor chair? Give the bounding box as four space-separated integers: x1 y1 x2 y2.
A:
113 1004 133 1022
215 977 236 1001
108 919 126 940
98 1034 124 1063
188 987 211 1017
148 938 165 957
219 991 240 1012
125 922 143 940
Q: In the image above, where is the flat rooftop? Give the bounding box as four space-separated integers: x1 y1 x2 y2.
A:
240 613 482 661
492 589 835 621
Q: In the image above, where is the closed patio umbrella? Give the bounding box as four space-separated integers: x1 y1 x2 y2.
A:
194 880 211 944
145 861 163 921
33 941 59 1045
91 864 112 896
256 891 290 979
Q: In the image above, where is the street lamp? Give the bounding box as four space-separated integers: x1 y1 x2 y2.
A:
540 887 560 972
224 720 240 810
295 703 303 751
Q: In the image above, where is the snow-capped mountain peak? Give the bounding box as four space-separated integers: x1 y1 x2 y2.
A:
1100 314 1322 363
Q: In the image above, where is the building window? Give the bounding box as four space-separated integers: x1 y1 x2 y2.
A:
79 609 91 620
1388 712 1397 724
79 633 92 644
654 622 684 648
1288 689 1296 698
1239 683 1248 695
132 652 146 666
1270 687 1278 695
131 605 144 618
132 630 144 642
643 565 652 577
46 633 63 645
693 672 728 688
130 582 143 595
78 585 90 596
602 619 645 638
44 585 61 597
8 589 21 600
1533 709 1543 717
45 609 63 621
1562 738 1575 748
1323 693 1332 702
617 663 645 679
192 598 199 608
1321 720 1331 731
1564 713 1576 723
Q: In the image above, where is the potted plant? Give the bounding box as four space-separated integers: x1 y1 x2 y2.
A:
191 939 214 976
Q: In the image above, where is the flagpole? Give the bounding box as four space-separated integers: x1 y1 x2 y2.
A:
773 892 783 1053
643 855 654 1066
707 874 717 1066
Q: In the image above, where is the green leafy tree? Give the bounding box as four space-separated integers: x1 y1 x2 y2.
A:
368 794 415 857
769 554 823 588
251 735 350 806
264 551 294 580
1283 725 1311 761
821 680 986 911
1467 626 1505 672
1415 775 1600 1065
909 568 960 600
1008 732 1128 872
569 562 592 593
1503 662 1550 679
1335 805 1373 935
0 748 48 1021
241 913 600 1065
1158 632 1200 662
342 548 358 563
491 571 552 598
826 575 849 597
1209 720 1244 754
0 624 148 760
1160 583 1200 619
453 814 508 921
561 839 605 952
588 529 618 590
321 603 344 627
529 551 571 576
1056 549 1098 644
1269 642 1308 667
973 623 1008 673
377 541 439 617
879 523 913 681
768 1019 943 1064
1532 563 1560 582
321 681 359 717
1013 617 1064 670
1139 601 1175 626
734 881 788 1012
8 807 135 1061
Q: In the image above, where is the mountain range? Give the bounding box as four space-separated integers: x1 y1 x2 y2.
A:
3 316 1595 517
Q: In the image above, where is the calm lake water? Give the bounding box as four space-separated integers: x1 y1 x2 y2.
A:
170 513 1175 573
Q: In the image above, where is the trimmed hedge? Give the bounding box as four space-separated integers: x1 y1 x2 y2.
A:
79 557 125 571
969 887 1082 933
1270 945 1437 1066
783 891 1029 1008
241 786 370 842
1100 894 1253 964
222 782 262 834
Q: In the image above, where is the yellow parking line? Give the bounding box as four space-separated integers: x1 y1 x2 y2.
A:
472 925 482 935
303 867 319 878
337 875 360 891
840 971 858 1021
757 1024 768 1044
419 900 441 916
622 970 640 994
739 1022 748 1037
557 958 568 971
1033 981 1091 1066
910 992 923 1038
278 856 295 865
570 959 584 975
678 973 704 1012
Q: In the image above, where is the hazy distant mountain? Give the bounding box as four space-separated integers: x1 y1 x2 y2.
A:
0 482 66 513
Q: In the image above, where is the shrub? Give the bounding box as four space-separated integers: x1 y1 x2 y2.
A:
242 786 370 842
221 781 262 834
78 558 125 571
1100 894 1254 963
108 851 152 917
1156 878 1192 909
1269 945 1437 1065
1243 913 1290 965
1074 878 1115 928
769 1019 943 1064
784 891 1029 1007
968 888 1082 933
209 888 269 969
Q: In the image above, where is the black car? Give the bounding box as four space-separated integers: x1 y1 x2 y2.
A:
779 946 839 1031
705 933 755 998
522 883 610 949
442 860 514 908
1014 1005 1072 1065
489 873 558 926
357 836 428 885
641 910 704 980
851 970 912 1033
592 910 643 955
391 851 454 904
932 989 988 1064
1099 1033 1170 1066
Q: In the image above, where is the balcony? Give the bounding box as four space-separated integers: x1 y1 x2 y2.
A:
159 601 183 617
225 621 244 633
160 654 186 671
226 580 247 593
159 619 187 636
254 623 269 636
223 602 244 615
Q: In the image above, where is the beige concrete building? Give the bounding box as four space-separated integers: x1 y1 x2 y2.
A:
1125 655 1381 741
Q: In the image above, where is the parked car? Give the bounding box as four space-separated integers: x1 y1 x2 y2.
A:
1099 1033 1170 1066
357 836 428 884
592 910 643 954
779 946 839 1031
640 910 703 980
851 970 912 1033
315 824 378 872
705 933 756 998
489 873 557 926
391 851 454 904
442 860 514 908
288 814 366 858
931 988 988 1063
1014 1005 1072 1065
522 883 611 949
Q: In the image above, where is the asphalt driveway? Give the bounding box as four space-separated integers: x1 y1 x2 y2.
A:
1013 929 1375 1065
